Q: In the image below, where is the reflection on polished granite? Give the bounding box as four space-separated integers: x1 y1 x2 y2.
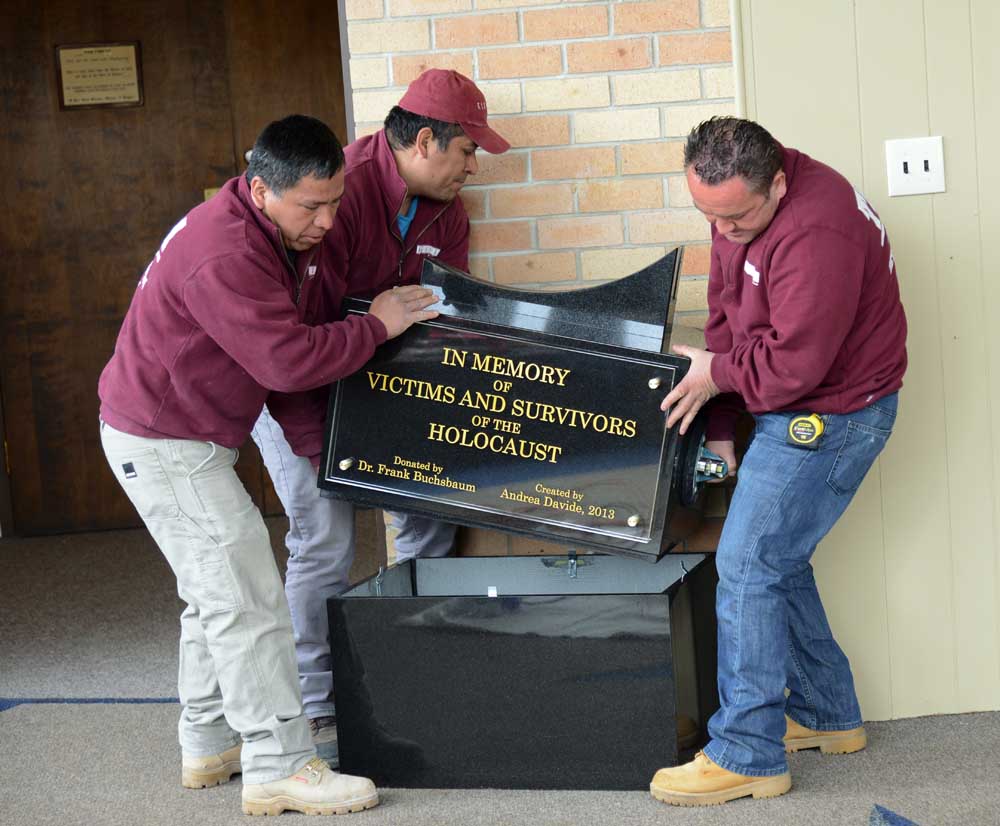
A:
328 554 718 791
330 594 675 790
420 252 680 353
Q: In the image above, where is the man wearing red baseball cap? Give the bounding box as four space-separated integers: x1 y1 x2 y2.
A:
397 67 511 155
250 70 510 764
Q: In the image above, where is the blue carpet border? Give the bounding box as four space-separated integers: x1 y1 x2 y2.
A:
1 697 178 712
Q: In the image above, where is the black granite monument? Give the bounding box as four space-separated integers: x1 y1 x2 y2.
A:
328 553 717 791
319 251 721 790
319 252 718 558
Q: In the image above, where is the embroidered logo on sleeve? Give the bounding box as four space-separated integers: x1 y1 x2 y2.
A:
416 245 441 256
743 259 761 286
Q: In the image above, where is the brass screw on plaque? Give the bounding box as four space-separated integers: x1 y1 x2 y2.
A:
627 514 641 527
338 458 355 471
648 377 662 389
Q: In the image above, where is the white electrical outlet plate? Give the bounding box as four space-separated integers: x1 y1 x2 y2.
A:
885 136 946 197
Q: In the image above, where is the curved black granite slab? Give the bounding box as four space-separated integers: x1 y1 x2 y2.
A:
420 249 680 353
321 247 706 560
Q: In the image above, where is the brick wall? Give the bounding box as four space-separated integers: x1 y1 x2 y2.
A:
343 0 736 327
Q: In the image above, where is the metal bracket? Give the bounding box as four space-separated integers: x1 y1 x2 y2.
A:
567 549 578 579
374 565 385 597
695 443 728 484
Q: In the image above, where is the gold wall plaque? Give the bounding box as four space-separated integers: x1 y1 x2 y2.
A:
56 42 143 109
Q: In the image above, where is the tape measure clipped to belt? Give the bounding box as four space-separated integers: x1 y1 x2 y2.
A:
787 414 824 449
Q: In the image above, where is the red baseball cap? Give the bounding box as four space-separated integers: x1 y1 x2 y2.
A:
397 69 510 155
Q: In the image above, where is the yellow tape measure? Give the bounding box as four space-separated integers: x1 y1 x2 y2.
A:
787 414 824 449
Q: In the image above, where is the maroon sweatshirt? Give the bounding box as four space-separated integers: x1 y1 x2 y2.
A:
705 147 908 440
325 128 470 296
98 175 387 449
262 128 475 463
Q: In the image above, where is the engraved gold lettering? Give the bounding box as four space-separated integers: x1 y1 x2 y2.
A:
441 347 467 368
468 352 571 386
501 488 541 505
508 398 637 439
492 419 521 434
471 351 493 374
535 483 572 498
427 422 563 464
412 469 477 492
393 455 432 471
434 384 456 404
376 463 411 479
366 373 456 404
457 389 507 413
543 495 584 514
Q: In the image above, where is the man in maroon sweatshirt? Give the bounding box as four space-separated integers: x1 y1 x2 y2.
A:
650 117 907 806
98 115 439 816
249 70 510 764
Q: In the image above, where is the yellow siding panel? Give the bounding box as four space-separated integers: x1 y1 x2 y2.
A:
743 0 863 184
971 0 1000 700
814 475 894 721
737 0 1000 719
854 0 957 719
740 0 893 720
925 0 1000 712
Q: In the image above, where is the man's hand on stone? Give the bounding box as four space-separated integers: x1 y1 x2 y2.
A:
660 344 720 435
370 285 440 339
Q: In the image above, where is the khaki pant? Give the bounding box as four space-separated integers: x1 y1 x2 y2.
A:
100 422 314 783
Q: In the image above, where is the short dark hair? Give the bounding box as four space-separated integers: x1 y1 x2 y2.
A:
684 117 783 195
383 106 465 152
245 115 345 195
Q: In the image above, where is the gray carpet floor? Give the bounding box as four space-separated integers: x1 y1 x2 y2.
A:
2 524 998 825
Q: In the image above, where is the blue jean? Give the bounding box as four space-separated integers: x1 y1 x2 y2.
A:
703 393 898 777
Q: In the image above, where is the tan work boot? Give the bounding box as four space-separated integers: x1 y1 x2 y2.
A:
182 742 243 789
650 751 791 807
784 715 867 754
241 757 379 816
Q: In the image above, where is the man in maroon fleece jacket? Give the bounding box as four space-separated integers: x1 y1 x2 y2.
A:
249 71 510 764
99 115 439 816
650 118 907 806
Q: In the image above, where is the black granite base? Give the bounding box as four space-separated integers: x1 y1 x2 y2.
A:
327 553 718 790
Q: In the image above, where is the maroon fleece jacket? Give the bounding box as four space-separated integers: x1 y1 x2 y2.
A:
325 128 470 296
262 128 475 463
705 147 908 439
98 175 387 450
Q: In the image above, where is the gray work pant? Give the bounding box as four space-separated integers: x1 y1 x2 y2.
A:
250 407 456 718
100 422 314 783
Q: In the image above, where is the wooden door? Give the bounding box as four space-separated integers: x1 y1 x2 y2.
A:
0 0 347 534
